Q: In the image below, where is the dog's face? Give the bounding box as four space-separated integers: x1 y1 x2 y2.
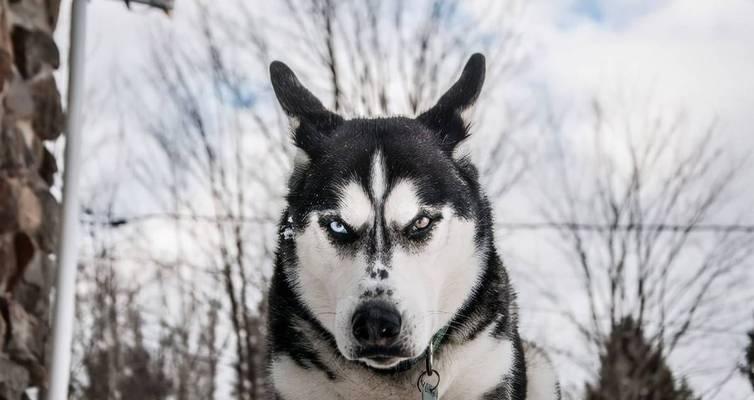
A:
271 55 487 369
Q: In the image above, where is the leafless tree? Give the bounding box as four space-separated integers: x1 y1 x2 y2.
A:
64 103 225 400
71 201 175 400
524 97 754 397
71 166 228 400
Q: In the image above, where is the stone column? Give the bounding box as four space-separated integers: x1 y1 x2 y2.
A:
0 0 62 398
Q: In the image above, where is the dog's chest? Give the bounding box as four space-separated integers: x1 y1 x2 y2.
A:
271 335 515 400
271 357 418 400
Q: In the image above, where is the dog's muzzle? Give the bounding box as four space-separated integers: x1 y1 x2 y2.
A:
351 300 412 367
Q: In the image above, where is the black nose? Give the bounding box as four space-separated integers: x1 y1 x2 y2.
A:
351 302 402 347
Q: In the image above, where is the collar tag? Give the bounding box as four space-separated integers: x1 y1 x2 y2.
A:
417 348 440 399
421 382 439 400
417 326 447 399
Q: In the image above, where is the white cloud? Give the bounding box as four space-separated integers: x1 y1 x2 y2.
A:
523 0 754 144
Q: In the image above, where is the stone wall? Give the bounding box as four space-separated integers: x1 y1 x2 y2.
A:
0 0 62 398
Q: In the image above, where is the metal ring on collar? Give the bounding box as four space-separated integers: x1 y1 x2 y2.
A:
416 369 441 392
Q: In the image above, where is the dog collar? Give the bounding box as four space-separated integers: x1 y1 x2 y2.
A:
430 326 449 352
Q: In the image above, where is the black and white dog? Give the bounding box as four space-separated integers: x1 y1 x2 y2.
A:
266 54 560 400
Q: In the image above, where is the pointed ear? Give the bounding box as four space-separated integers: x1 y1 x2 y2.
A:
418 53 485 153
270 61 343 156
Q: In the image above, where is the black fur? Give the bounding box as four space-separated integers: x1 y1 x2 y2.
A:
267 54 529 399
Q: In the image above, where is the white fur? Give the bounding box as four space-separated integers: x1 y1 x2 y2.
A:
370 151 387 201
370 152 388 259
272 337 561 400
451 137 474 161
271 326 517 400
295 213 353 336
383 179 421 226
293 148 310 168
289 116 301 130
387 204 480 357
452 106 476 161
337 181 374 228
294 176 483 365
524 344 561 400
460 104 476 128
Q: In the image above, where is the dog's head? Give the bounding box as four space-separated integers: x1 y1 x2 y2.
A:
271 54 488 369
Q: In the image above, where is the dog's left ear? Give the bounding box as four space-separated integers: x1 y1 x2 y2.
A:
418 53 485 153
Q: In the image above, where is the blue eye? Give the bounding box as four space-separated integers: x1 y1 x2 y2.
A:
321 217 357 243
329 220 348 235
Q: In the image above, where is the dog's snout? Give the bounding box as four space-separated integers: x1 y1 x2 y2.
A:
351 302 402 347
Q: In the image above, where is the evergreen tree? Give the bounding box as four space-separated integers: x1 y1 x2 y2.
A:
743 327 754 394
586 317 698 400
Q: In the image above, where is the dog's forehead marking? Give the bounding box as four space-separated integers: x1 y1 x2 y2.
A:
334 153 422 229
337 181 373 227
370 151 387 202
369 151 388 267
384 179 421 225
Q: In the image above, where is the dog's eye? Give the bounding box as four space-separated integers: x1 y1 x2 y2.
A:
329 220 349 235
413 216 431 230
405 214 439 240
323 218 359 244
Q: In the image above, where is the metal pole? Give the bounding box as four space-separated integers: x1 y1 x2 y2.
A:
46 0 87 399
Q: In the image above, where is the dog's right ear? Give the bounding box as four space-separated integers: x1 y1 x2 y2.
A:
417 54 485 155
270 61 343 157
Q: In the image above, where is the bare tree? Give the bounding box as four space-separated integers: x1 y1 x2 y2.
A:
72 182 227 400
525 98 754 397
66 108 225 399
71 212 175 400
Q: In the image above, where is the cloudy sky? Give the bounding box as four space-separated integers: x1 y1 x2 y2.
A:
58 0 754 189
529 0 754 146
53 0 754 398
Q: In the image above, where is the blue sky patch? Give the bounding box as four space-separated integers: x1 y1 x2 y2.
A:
572 0 604 22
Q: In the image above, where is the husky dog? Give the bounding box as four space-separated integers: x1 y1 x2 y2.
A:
267 54 560 400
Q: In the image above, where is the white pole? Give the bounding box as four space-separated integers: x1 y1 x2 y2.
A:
46 0 87 399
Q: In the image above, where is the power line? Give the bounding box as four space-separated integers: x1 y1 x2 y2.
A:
496 222 754 233
81 211 754 233
81 211 276 227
